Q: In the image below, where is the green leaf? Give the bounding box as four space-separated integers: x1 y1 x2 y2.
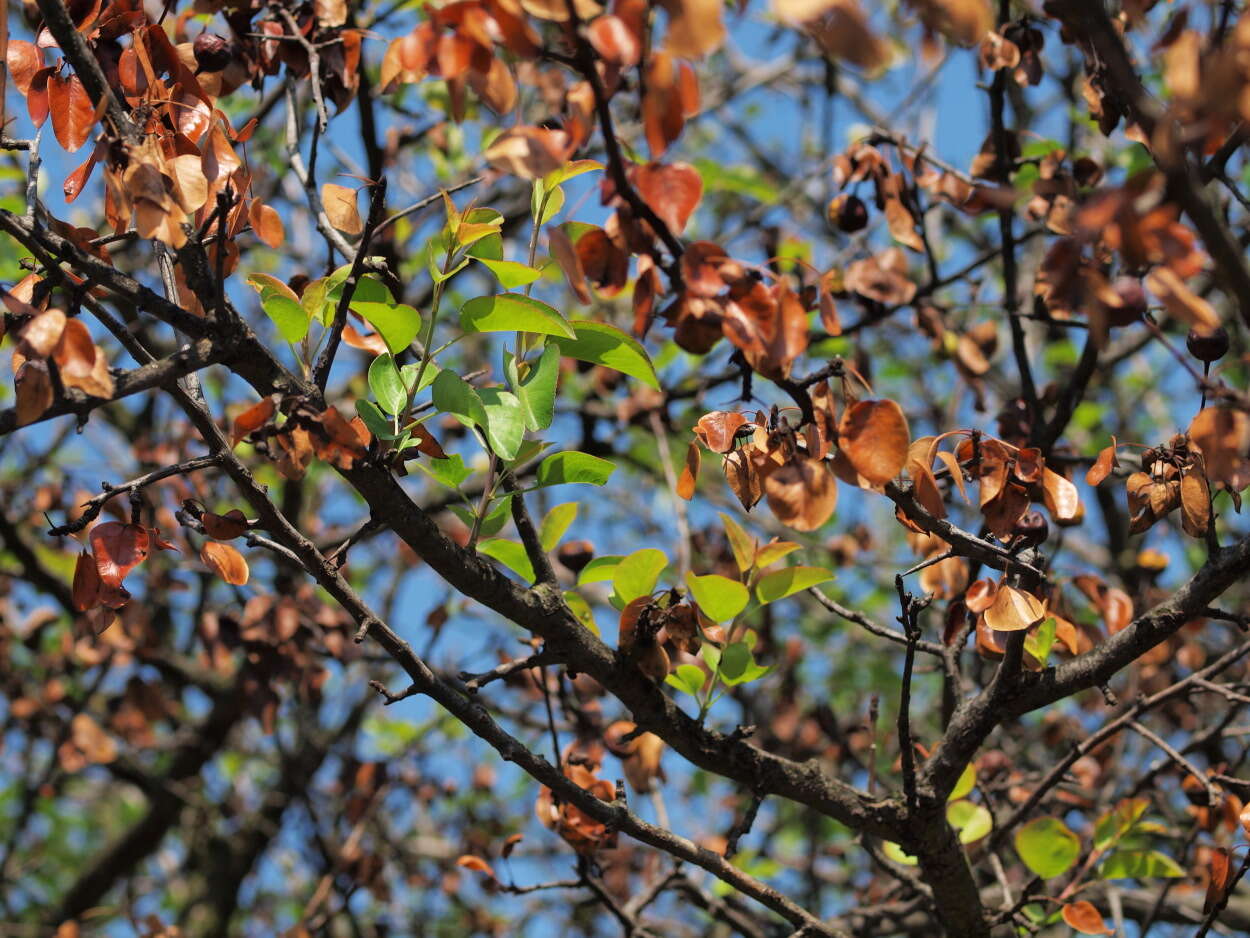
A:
478 388 526 460
949 761 977 801
536 451 616 487
577 554 623 586
533 183 564 224
429 252 471 284
563 590 598 634
507 343 560 431
551 321 660 389
466 230 503 261
1100 849 1185 880
475 257 543 289
543 159 603 188
351 301 422 355
755 566 834 604
947 801 992 845
478 538 534 583
260 293 309 343
432 370 487 430
449 495 512 538
368 354 408 415
301 276 331 324
460 294 575 338
424 454 472 489
882 842 918 866
508 438 550 468
665 664 706 697
718 641 770 686
539 503 578 552
1015 817 1081 879
612 548 667 603
685 573 748 623
1024 616 1057 666
1094 799 1149 851
720 513 756 573
356 399 396 439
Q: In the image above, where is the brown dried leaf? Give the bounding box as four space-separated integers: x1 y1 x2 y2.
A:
90 522 150 587
677 440 700 500
838 399 910 486
764 457 837 531
456 854 497 879
322 183 363 236
200 540 249 585
202 509 249 540
983 583 1045 632
1061 901 1113 935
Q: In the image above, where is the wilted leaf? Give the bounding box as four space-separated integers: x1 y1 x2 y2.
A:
1061 901 1112 935
983 583 1045 632
201 541 249 585
90 522 150 587
765 458 837 531
323 183 363 236
838 399 910 486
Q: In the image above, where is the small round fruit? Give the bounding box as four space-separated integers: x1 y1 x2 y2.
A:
557 539 595 574
193 33 233 73
1108 277 1147 327
827 194 868 233
1012 510 1049 549
1186 326 1229 363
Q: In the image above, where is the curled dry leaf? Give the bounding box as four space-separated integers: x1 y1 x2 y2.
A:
18 308 67 357
983 583 1045 632
694 411 748 453
231 396 277 447
838 399 910 487
1189 406 1250 492
202 509 250 540
765 458 837 531
455 854 497 879
677 441 700 500
1145 266 1220 334
501 833 524 859
48 73 95 152
485 126 568 179
965 578 998 613
14 360 53 426
1179 465 1211 537
1206 847 1231 913
249 200 285 249
1061 901 1113 935
70 713 117 764
1086 438 1119 486
201 540 250 585
1041 468 1080 523
322 183 364 236
90 522 150 587
631 161 703 236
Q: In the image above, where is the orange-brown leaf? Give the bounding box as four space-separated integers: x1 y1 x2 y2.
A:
90 522 150 588
322 183 363 236
1061 901 1112 935
983 583 1044 632
201 541 249 585
838 399 910 487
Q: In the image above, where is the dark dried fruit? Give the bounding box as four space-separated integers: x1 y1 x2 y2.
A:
193 33 233 73
827 194 868 233
1186 326 1229 363
1109 277 1147 327
557 539 595 573
1011 510 1049 549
